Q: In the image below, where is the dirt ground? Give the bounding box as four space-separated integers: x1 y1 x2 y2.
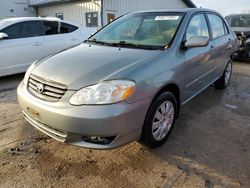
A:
0 62 249 188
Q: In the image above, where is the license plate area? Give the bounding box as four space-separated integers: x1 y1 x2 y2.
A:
26 107 40 119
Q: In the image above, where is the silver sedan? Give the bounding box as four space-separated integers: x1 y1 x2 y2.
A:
17 8 237 149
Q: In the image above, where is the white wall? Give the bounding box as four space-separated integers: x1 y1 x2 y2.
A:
37 0 101 27
0 0 36 20
103 0 188 25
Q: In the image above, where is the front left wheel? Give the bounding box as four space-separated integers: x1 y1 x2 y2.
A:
141 92 177 148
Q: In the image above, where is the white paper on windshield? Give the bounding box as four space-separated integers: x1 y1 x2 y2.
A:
155 16 180 21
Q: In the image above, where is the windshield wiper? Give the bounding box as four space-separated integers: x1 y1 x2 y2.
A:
85 39 164 50
85 39 113 46
112 41 164 50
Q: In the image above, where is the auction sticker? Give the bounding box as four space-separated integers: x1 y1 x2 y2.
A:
155 16 180 20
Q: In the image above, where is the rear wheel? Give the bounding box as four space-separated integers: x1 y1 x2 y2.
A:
141 92 177 148
214 60 232 89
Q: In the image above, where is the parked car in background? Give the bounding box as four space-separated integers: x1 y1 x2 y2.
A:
0 17 96 77
18 8 237 149
225 14 250 61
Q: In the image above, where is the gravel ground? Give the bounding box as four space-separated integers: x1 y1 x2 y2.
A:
0 62 249 188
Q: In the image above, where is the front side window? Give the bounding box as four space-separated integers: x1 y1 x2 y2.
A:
43 21 59 35
186 14 209 40
90 13 184 49
207 14 225 39
86 12 98 27
1 21 43 39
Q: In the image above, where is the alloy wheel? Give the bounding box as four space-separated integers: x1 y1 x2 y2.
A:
152 101 175 141
225 62 232 86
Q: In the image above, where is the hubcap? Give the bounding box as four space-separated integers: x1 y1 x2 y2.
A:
225 63 232 86
152 101 175 141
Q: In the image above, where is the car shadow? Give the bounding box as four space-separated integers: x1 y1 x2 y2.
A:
0 73 24 91
151 82 250 187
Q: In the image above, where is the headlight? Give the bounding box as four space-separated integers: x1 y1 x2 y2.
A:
69 80 135 105
23 61 38 85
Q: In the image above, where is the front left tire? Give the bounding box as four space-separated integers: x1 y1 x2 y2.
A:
141 92 177 148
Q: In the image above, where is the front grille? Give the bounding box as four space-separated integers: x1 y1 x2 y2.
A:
28 74 67 102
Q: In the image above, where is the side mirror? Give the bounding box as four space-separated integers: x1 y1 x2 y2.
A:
185 36 209 48
0 32 8 40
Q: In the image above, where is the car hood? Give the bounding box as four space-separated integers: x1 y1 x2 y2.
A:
232 27 250 33
32 43 161 90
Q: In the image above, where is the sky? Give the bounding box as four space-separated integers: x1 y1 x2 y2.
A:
192 0 250 16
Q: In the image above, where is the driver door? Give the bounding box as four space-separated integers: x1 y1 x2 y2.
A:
183 13 214 102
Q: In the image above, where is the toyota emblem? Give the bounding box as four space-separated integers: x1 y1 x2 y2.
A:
37 83 44 94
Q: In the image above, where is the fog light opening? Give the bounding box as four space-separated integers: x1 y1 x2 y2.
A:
82 136 116 145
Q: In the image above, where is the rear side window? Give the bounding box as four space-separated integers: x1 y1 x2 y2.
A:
186 14 209 40
43 21 59 35
207 14 225 39
1 21 43 39
60 22 78 34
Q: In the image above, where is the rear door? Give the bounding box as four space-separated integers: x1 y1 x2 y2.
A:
60 22 81 43
206 13 233 79
0 21 45 76
42 21 80 56
184 13 214 101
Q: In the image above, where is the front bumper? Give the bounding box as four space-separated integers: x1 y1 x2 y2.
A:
17 81 151 149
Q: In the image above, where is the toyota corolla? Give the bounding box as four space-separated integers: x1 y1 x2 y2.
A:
17 9 237 149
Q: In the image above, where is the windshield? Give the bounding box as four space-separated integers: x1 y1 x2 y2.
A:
88 12 184 49
231 15 250 27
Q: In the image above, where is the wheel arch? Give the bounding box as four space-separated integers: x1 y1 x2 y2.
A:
151 83 181 117
140 82 181 146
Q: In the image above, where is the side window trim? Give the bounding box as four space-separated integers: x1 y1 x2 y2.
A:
204 13 213 41
223 22 229 35
37 20 45 37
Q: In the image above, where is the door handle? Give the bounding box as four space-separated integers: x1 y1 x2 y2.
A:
33 42 42 46
210 45 214 49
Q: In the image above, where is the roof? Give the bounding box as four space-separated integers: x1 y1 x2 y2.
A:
0 17 79 30
134 8 213 14
30 0 196 8
1 17 61 22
